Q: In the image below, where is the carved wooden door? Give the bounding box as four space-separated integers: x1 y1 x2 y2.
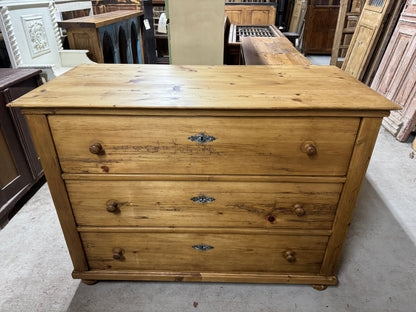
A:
342 0 395 79
371 0 416 141
302 0 340 54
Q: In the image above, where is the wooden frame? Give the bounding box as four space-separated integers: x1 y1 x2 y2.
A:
11 64 399 288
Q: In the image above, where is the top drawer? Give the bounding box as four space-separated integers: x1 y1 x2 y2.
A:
49 115 359 176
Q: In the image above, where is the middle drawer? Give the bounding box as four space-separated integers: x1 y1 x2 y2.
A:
66 180 342 229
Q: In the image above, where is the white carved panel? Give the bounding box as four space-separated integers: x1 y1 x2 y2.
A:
21 15 51 58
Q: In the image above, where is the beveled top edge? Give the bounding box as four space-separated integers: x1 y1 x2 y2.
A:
9 64 401 112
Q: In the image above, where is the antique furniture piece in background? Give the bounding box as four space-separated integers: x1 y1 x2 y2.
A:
227 24 281 64
168 0 224 65
371 0 416 142
225 3 277 25
152 0 169 64
58 10 144 64
0 0 93 81
55 0 94 20
341 0 399 80
330 0 365 67
0 68 44 229
241 36 312 65
11 64 399 289
302 0 340 55
289 0 307 33
92 0 142 14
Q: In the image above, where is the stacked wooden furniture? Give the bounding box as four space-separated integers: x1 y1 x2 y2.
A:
227 24 281 64
58 10 144 64
0 69 44 228
241 36 312 65
11 64 399 288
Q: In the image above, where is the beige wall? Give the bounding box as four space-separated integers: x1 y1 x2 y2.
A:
168 0 224 65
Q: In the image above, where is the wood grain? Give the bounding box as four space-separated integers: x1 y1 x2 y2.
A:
10 65 400 112
81 232 328 273
63 173 347 183
24 115 88 271
241 37 312 65
225 5 276 25
66 180 342 229
72 270 338 285
371 0 416 141
58 10 143 29
320 117 382 275
49 115 360 176
342 0 396 79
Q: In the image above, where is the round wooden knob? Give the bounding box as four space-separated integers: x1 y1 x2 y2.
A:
305 143 317 156
294 204 305 217
106 201 119 213
284 250 296 263
89 143 103 154
112 247 123 260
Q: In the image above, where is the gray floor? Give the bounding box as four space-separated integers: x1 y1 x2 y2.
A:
1 128 415 312
306 55 331 65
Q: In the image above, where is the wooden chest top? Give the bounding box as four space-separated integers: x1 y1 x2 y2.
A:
57 10 143 29
10 64 399 113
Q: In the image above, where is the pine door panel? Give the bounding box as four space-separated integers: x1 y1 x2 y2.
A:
342 0 395 79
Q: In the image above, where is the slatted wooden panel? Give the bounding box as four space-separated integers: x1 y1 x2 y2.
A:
371 0 416 141
341 0 396 79
330 0 365 67
225 4 276 25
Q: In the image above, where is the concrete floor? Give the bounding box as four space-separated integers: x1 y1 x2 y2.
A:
0 128 415 312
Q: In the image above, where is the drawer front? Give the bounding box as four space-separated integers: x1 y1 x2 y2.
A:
67 180 342 229
49 116 359 176
81 232 328 273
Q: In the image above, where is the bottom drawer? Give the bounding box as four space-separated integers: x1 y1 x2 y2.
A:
81 232 328 274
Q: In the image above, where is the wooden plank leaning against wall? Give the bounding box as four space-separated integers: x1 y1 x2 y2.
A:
330 0 365 67
371 0 416 142
341 0 405 82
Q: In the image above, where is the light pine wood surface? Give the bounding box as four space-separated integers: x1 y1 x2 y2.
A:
66 180 342 229
241 37 312 65
10 65 400 111
49 115 359 176
10 65 400 288
81 232 328 273
58 10 143 29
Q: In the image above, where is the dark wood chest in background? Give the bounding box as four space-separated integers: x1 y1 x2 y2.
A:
303 0 340 54
0 69 44 228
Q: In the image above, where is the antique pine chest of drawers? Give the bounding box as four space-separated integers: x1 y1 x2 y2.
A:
10 64 399 289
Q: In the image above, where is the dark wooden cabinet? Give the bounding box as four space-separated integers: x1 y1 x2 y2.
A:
0 69 44 228
302 0 340 54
